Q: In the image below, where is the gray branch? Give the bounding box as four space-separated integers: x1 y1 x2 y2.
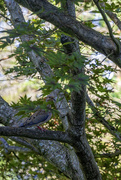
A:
0 137 31 153
60 1 101 179
0 96 84 179
10 136 40 153
100 2 121 31
0 126 72 143
14 0 121 67
86 93 121 141
95 150 121 158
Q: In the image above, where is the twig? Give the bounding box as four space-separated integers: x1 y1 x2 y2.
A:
95 150 121 158
93 0 120 54
86 92 121 141
106 10 121 31
0 13 10 21
0 57 10 62
0 137 31 153
10 136 40 153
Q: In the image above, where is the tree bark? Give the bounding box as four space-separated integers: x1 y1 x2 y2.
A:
14 0 121 67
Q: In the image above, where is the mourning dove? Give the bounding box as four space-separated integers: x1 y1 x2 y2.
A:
19 96 54 128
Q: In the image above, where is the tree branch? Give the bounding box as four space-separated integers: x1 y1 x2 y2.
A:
86 93 121 141
106 10 121 31
10 136 40 153
0 137 31 153
0 96 21 126
0 96 84 179
61 0 86 132
0 126 72 143
95 150 121 158
100 2 121 31
93 0 120 54
0 13 10 21
60 1 101 179
14 0 121 67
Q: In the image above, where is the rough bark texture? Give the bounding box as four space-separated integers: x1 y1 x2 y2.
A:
60 1 102 179
15 0 121 67
0 96 84 179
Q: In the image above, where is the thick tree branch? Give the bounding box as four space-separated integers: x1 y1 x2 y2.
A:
3 135 84 179
60 1 101 180
0 96 21 126
0 89 84 178
0 95 84 178
14 0 121 67
61 0 86 132
0 129 85 179
36 139 85 180
0 127 71 143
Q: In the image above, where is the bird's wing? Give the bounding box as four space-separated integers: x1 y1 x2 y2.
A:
19 110 52 127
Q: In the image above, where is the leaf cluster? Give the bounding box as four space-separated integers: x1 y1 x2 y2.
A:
5 45 37 77
41 51 89 96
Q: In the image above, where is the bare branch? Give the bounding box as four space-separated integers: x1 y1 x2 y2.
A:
100 2 121 31
0 14 10 21
10 137 40 153
0 126 72 143
86 93 121 141
95 150 121 158
0 137 31 153
106 10 121 31
0 57 10 62
93 0 120 54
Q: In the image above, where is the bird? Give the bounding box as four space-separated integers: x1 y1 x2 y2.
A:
19 96 54 129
